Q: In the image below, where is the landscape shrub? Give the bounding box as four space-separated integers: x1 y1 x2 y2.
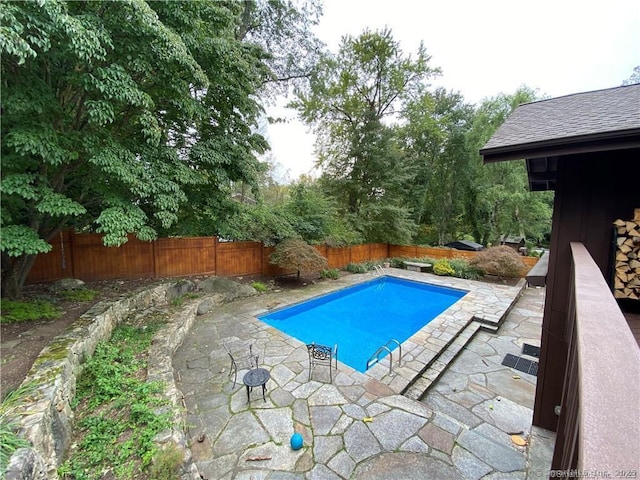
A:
448 258 483 280
149 443 184 480
469 246 526 278
321 268 340 280
269 238 329 281
433 259 455 276
345 262 374 273
251 281 268 292
0 382 34 471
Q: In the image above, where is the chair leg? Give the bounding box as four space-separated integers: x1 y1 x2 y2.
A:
230 359 237 389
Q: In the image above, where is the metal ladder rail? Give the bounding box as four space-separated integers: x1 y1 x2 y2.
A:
366 345 394 375
365 338 403 375
374 265 384 276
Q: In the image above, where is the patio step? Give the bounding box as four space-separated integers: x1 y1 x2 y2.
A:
403 321 482 401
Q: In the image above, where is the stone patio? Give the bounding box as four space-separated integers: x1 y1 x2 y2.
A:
173 269 554 479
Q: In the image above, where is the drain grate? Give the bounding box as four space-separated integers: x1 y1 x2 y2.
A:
502 353 538 376
522 343 540 358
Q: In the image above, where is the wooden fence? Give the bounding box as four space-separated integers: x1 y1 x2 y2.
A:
26 231 538 284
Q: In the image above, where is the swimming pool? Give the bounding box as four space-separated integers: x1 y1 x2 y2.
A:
258 276 467 373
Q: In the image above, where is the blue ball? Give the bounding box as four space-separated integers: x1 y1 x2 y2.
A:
290 432 304 450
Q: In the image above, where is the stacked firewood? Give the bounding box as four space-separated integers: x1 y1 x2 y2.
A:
613 208 640 300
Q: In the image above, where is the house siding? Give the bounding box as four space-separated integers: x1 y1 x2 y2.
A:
534 148 640 430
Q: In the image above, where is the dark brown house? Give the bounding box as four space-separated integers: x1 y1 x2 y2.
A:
480 84 640 474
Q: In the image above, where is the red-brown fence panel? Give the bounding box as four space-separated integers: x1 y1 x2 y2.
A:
26 230 75 283
388 245 420 258
349 244 370 264
71 233 154 281
216 241 263 276
326 246 350 269
369 243 389 260
154 237 216 277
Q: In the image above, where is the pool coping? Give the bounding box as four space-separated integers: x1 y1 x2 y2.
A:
249 268 526 395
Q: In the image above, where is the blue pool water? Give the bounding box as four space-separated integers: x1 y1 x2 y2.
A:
258 277 466 373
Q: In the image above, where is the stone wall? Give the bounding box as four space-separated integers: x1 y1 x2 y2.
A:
4 282 203 480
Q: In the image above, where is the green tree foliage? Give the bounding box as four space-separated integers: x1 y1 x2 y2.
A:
463 87 554 245
402 88 475 244
622 65 640 85
218 203 297 246
235 0 324 98
0 0 269 297
283 180 363 245
269 238 328 281
292 28 439 242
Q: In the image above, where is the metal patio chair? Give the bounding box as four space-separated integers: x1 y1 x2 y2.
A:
306 342 338 383
223 342 259 388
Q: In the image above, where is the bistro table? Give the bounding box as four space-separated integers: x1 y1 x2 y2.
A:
243 367 270 403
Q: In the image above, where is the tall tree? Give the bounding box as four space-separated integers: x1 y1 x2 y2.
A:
292 28 439 243
622 65 640 85
0 0 268 297
402 88 474 244
235 0 324 98
463 86 553 245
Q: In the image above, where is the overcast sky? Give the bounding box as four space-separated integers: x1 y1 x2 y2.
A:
265 0 640 182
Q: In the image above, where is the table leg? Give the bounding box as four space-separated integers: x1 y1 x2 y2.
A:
261 383 266 402
246 385 250 404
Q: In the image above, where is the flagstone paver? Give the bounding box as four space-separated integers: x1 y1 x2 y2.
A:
172 269 553 478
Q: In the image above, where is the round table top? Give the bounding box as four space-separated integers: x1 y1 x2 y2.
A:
243 367 270 387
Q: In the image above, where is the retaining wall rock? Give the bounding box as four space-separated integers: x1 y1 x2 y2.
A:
3 279 250 480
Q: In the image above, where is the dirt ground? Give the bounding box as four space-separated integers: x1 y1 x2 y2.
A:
0 273 331 401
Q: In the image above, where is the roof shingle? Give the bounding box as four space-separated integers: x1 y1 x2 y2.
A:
481 84 640 152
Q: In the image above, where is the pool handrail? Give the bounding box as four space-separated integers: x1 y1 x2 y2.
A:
366 338 402 375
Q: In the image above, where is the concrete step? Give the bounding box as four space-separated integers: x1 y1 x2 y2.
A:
403 321 482 401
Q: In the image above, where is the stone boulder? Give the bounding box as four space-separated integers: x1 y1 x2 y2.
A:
50 278 85 291
196 296 223 315
197 276 257 304
165 279 197 303
5 448 47 480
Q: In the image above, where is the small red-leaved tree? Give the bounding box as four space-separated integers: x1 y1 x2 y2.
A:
269 238 328 282
469 246 526 278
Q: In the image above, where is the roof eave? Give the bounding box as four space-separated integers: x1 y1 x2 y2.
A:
480 128 640 163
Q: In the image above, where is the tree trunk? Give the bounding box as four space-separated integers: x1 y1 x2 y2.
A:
1 253 38 299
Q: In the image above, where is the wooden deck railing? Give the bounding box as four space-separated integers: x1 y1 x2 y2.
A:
552 243 640 473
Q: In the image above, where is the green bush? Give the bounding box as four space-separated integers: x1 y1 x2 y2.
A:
469 246 526 278
251 281 268 292
321 268 340 280
149 443 184 480
1 382 35 471
59 288 99 302
448 258 483 280
433 259 455 276
388 257 408 268
269 238 329 281
0 300 61 323
345 262 373 274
